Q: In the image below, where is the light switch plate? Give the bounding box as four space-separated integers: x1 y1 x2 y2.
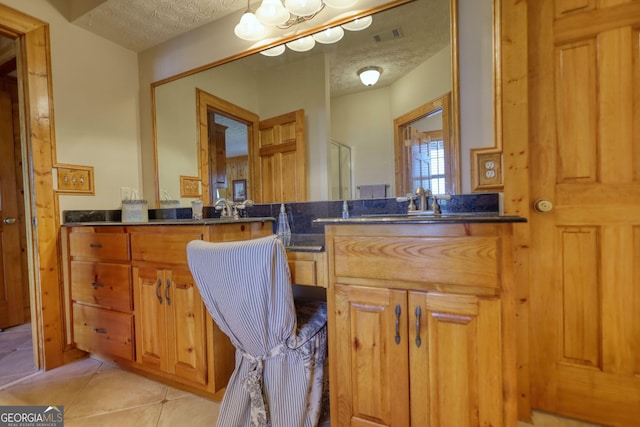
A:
56 164 94 194
180 175 201 197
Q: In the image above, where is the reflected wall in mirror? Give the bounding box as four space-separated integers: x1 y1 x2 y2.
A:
153 0 457 205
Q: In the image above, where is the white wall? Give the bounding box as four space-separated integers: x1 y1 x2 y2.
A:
458 0 494 191
2 0 141 211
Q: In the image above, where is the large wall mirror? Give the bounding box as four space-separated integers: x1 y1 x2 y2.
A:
154 0 459 205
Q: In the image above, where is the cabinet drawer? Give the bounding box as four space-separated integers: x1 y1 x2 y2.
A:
332 235 499 290
73 304 134 361
69 232 129 261
287 251 326 287
71 261 132 311
130 230 203 264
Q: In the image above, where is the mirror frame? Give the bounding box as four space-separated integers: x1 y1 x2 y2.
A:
151 0 460 205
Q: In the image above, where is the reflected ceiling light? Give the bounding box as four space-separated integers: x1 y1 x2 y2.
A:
313 26 344 44
260 44 286 56
284 0 323 17
256 0 290 25
324 0 358 9
234 0 267 41
341 15 372 31
286 35 316 52
357 66 382 86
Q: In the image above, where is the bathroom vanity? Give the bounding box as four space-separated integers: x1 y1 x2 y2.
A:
319 215 525 427
63 218 273 398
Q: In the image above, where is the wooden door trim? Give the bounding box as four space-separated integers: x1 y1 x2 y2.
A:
0 3 70 370
497 0 532 421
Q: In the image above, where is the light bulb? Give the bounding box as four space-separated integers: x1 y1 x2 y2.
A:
234 12 267 41
260 44 286 56
313 26 344 44
286 35 316 52
341 15 372 31
324 0 358 9
256 0 290 26
284 0 322 16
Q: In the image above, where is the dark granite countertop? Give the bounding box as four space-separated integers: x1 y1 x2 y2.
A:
314 214 526 225
62 217 275 227
284 233 325 252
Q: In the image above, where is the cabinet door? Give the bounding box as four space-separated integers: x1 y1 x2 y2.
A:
409 292 503 427
133 266 168 371
165 268 207 385
333 284 410 427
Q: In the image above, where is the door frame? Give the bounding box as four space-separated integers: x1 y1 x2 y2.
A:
496 0 532 421
0 4 70 370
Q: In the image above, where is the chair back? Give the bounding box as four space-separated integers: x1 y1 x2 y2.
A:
186 235 296 356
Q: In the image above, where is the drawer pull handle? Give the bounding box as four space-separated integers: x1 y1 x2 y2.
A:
395 304 401 345
89 243 103 248
165 280 172 306
91 282 104 288
415 306 422 348
156 279 163 304
93 328 107 334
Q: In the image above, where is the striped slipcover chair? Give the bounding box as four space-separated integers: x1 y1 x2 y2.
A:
186 235 327 427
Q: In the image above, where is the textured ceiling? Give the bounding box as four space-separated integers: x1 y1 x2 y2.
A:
71 0 245 52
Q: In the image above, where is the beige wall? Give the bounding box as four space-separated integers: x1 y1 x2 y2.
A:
1 0 140 212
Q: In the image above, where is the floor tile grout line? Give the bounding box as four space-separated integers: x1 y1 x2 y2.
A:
62 360 106 418
0 370 43 391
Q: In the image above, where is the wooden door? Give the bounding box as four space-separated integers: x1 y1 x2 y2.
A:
133 266 168 371
165 267 207 385
255 110 307 203
409 292 503 427
529 1 640 425
332 284 409 427
0 90 24 329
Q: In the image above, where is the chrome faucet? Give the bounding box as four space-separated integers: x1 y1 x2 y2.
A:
234 200 254 219
214 198 234 218
415 186 431 212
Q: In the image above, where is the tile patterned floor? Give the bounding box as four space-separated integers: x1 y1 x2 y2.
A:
0 323 605 426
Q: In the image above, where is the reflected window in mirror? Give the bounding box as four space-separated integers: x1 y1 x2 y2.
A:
394 92 459 196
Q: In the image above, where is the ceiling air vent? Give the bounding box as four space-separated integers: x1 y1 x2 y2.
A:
372 27 405 43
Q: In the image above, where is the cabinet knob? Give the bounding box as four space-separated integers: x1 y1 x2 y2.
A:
2 217 16 224
533 198 553 213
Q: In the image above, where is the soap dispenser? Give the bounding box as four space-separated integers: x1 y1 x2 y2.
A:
276 204 291 246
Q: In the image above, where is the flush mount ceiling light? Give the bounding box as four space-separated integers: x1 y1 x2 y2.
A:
357 66 382 86
341 15 372 31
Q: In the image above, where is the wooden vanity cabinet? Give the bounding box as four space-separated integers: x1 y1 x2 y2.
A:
130 226 210 387
68 226 134 361
325 222 517 427
65 221 271 398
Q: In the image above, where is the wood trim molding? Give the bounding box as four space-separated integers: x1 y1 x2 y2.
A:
498 0 532 421
1 3 66 370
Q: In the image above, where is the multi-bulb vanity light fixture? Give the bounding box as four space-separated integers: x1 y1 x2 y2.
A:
234 0 373 55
